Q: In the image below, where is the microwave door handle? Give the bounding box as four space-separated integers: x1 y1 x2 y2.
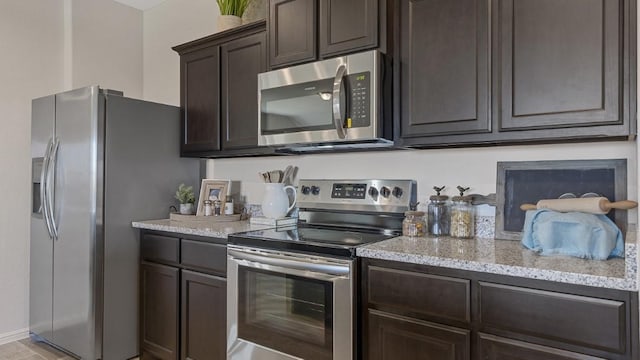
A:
47 138 60 239
41 138 54 238
332 65 347 139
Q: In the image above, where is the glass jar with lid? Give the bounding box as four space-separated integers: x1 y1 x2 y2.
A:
403 211 426 237
427 186 450 236
450 186 474 238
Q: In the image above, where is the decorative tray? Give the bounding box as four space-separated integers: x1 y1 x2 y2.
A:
169 213 242 222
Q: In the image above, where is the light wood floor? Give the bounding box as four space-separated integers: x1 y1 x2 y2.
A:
0 339 74 360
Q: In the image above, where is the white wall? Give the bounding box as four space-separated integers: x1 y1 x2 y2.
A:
0 0 143 343
0 0 65 342
210 142 638 219
143 0 219 105
72 0 143 97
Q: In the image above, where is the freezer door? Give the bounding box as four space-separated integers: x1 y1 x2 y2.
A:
51 86 102 360
30 95 55 341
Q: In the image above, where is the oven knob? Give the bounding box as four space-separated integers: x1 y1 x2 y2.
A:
392 187 404 198
380 186 391 198
301 185 311 195
368 186 379 199
311 186 321 196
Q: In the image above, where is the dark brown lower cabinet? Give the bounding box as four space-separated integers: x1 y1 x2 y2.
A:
367 309 470 360
140 231 227 360
181 270 226 360
362 258 638 360
140 262 179 360
478 333 606 360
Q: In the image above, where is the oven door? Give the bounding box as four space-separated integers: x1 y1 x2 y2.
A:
227 245 353 360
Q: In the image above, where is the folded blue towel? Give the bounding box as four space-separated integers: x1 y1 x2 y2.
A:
521 209 624 260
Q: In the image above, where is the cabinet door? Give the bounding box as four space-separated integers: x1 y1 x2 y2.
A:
140 262 179 360
479 333 606 360
269 0 317 68
221 32 267 150
366 309 470 360
181 270 227 360
319 0 378 58
399 0 491 140
180 46 220 155
496 0 625 132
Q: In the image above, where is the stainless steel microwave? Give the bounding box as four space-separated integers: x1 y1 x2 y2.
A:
258 50 392 151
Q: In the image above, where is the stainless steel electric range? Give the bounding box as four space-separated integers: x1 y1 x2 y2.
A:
227 179 417 360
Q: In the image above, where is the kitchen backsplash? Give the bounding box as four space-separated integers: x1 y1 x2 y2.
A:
208 142 638 225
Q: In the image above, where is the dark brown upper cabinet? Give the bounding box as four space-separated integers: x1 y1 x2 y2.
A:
174 21 276 158
180 46 221 154
398 0 491 140
268 0 383 69
397 0 636 148
496 0 627 133
319 0 379 58
269 0 317 68
221 32 267 150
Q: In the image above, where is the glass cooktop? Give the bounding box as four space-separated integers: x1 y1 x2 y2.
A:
228 226 396 258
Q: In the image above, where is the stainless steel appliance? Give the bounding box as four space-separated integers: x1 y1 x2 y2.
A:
258 50 392 151
227 179 417 360
30 86 199 359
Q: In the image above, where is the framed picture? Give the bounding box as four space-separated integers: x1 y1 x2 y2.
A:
495 159 627 240
196 179 229 216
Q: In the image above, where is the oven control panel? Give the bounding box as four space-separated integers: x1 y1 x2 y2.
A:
297 179 417 212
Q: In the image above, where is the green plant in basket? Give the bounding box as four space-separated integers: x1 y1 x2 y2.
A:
216 0 251 17
175 183 195 204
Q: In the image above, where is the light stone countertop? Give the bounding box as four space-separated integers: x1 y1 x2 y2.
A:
131 219 272 239
133 218 638 291
357 235 638 291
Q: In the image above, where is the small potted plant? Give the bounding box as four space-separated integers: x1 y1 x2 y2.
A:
175 183 196 215
216 0 250 31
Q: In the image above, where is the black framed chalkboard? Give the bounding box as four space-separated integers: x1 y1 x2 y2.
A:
495 159 627 240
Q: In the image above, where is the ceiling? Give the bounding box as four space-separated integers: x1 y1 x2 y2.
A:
113 0 168 10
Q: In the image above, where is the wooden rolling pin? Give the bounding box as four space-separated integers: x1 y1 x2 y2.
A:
520 197 638 214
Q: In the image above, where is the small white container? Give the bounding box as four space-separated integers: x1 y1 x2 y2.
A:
224 199 234 215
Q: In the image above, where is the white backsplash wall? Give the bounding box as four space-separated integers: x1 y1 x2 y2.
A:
208 141 638 222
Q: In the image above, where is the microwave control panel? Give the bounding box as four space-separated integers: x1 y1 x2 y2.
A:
348 72 371 128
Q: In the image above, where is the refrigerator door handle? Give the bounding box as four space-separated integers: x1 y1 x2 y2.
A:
47 138 60 239
41 138 54 238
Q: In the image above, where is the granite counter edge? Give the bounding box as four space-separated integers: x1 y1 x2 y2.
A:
357 246 638 292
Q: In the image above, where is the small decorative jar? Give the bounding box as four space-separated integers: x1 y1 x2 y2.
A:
403 211 426 237
224 199 234 215
203 200 213 216
213 199 222 216
428 186 450 236
450 186 474 238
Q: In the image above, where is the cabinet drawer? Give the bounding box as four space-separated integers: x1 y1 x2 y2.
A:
367 266 470 324
479 282 626 353
479 333 606 360
181 239 226 276
141 234 179 265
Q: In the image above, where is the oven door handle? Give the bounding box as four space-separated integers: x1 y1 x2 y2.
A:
228 248 350 277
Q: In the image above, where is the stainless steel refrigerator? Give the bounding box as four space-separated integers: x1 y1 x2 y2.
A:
30 86 199 359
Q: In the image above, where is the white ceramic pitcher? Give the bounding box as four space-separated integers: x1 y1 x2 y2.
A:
261 183 297 219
